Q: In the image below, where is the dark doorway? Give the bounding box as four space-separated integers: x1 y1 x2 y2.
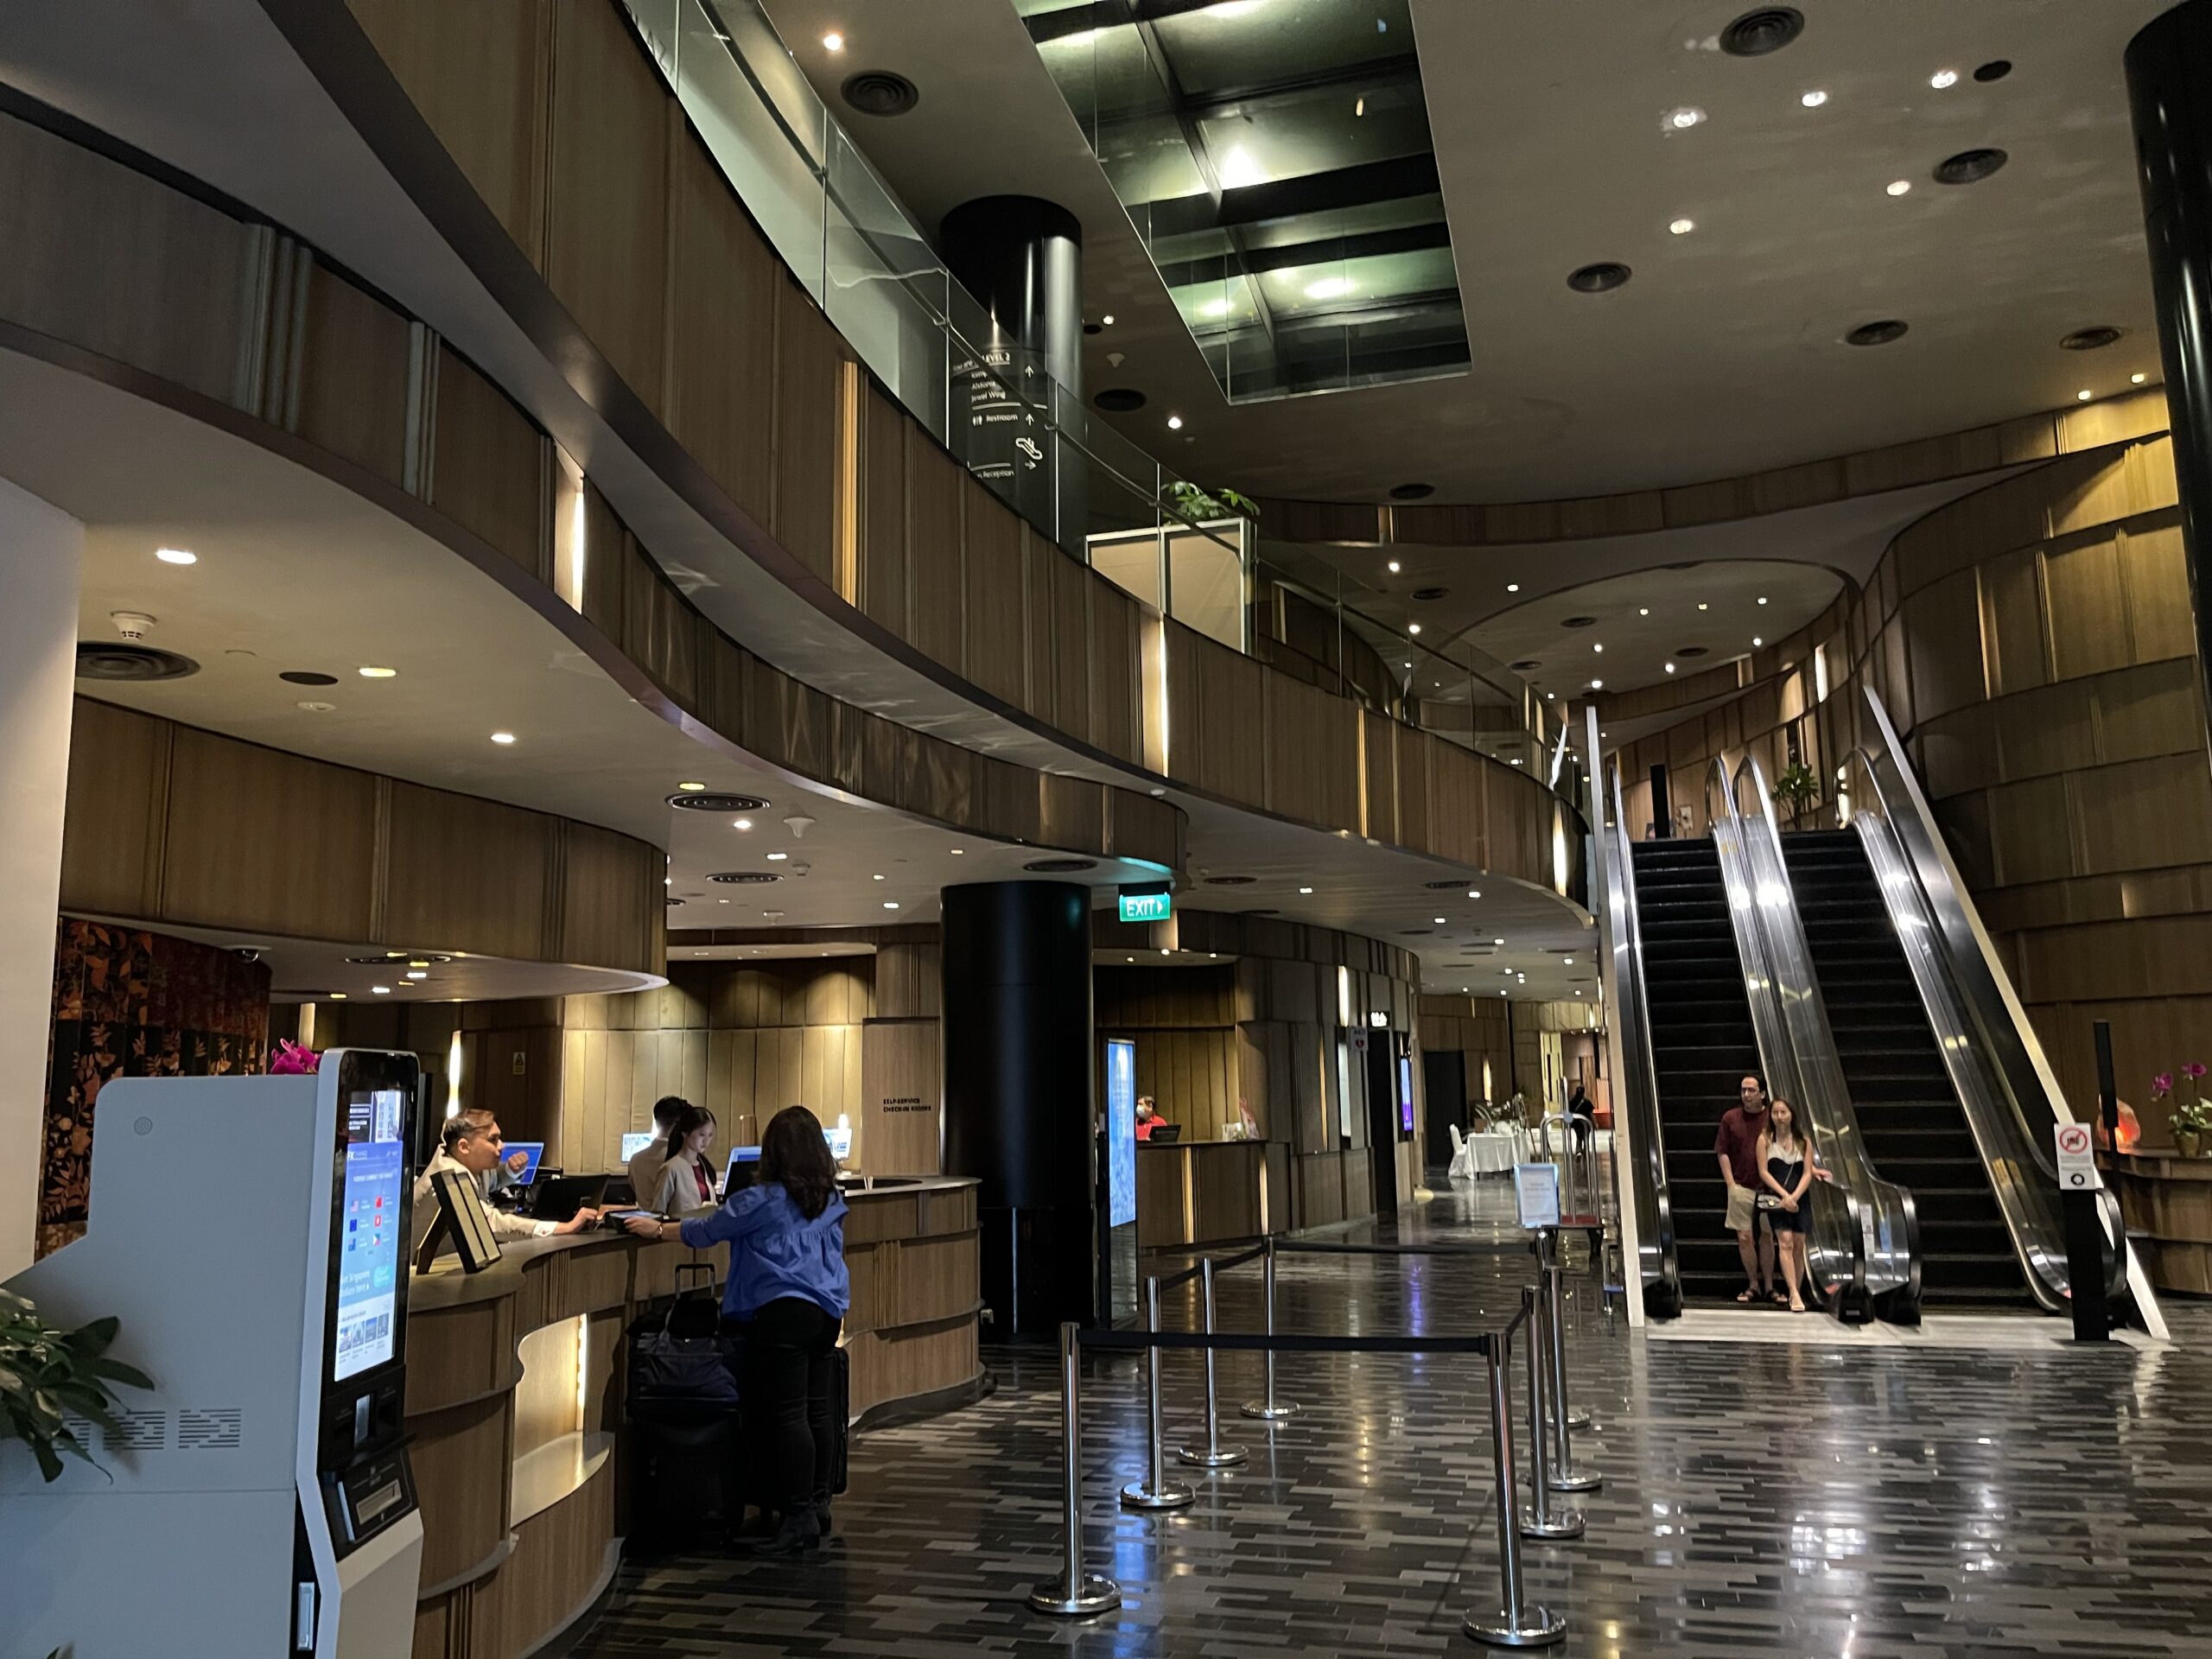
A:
1364 1033 1399 1216
1422 1050 1465 1170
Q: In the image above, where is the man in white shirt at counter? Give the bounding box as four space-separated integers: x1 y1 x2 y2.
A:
625 1096 691 1200
410 1111 597 1258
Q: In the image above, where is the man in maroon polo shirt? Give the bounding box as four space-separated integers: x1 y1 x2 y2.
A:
1715 1076 1773 1303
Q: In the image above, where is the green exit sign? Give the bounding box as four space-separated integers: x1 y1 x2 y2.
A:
1118 887 1173 924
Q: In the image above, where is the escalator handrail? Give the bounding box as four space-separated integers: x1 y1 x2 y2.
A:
1703 758 1879 1314
1605 760 1680 1317
1845 688 2139 1313
1732 750 1922 1315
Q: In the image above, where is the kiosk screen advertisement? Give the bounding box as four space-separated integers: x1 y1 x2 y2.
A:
1105 1039 1137 1228
334 1089 407 1381
1398 1054 1415 1136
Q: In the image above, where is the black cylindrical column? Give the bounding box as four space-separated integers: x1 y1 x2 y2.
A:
2127 3 2212 759
940 880 1096 1335
940 195 1084 549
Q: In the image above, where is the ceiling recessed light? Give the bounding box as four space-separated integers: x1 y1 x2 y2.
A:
718 897 730 904
1102 315 1116 326
873 873 886 880
156 547 197 565
1698 601 1709 611
2132 372 2148 385
358 665 397 678
372 985 391 995
1638 607 1650 616
1753 636 1764 647
1408 622 1422 635
1668 105 1706 130
1505 582 1520 593
1299 886 1313 894
950 847 965 855
822 30 844 51
405 970 428 981
734 817 753 830
766 851 789 861
1433 917 1447 925
1386 560 1403 575
1886 179 1912 197
489 731 516 745
677 781 708 791
1592 642 1604 653
1800 89 1827 107
1757 596 1769 606
1930 67 1958 89
1166 415 1183 430
1669 217 1696 236
1590 678 1604 689
1468 889 1481 899
328 992 346 1000
2077 389 2094 402
1493 938 1505 946
883 900 899 910
1665 662 1676 673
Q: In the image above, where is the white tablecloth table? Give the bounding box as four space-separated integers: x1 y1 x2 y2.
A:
1459 1127 1531 1176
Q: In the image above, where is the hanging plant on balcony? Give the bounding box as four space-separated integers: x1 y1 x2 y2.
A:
1163 480 1260 524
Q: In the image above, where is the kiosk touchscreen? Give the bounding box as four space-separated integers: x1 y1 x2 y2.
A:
0 1049 425 1658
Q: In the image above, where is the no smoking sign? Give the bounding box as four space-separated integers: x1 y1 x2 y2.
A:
2054 1122 2101 1191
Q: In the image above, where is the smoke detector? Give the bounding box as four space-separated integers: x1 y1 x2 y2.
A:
111 611 157 640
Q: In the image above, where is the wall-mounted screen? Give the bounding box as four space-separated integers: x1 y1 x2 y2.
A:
1104 1039 1136 1228
1398 1054 1415 1137
620 1130 656 1164
334 1089 406 1382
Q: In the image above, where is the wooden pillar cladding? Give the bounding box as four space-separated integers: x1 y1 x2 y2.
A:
58 698 661 976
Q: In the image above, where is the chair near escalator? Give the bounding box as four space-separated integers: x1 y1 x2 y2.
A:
1782 830 2037 1308
1630 837 1769 1303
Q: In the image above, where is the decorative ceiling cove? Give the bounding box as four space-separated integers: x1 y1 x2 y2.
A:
1015 0 1466 403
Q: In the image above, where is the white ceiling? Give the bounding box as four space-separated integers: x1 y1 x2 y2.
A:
765 0 2168 502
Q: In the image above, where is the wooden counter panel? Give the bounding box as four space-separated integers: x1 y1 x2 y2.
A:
895 1232 981 1326
409 1395 512 1592
2135 1236 2212 1295
844 1239 887 1337
848 1315 980 1421
463 1458 618 1659
843 1192 922 1244
535 1243 636 1325
409 1300 518 1416
918 1181 976 1236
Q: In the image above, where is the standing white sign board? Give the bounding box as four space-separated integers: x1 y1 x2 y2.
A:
1514 1161 1561 1229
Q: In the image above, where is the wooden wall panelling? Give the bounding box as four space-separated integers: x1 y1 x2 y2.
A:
1192 631 1267 806
2119 520 2196 664
772 283 842 582
160 725 378 941
961 475 1027 706
857 386 908 634
1088 576 1141 763
384 782 553 963
559 823 656 973
620 535 702 707
293 264 413 486
345 0 550 256
544 0 668 406
430 346 549 581
1045 533 1091 735
663 126 778 526
904 428 966 669
58 698 168 918
0 112 251 406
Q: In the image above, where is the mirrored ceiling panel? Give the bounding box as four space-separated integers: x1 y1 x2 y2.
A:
1018 0 1470 404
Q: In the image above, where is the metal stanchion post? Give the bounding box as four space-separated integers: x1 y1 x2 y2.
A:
1122 1278 1195 1510
1539 1229 1592 1434
1242 1237 1297 1421
1027 1322 1122 1616
1462 1331 1566 1648
1177 1256 1247 1468
1541 1235 1600 1494
1517 1287 1583 1541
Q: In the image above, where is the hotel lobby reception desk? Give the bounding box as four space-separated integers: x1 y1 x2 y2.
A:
1136 1140 1288 1249
404 1176 980 1659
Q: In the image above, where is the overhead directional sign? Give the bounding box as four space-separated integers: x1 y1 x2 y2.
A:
1117 887 1173 925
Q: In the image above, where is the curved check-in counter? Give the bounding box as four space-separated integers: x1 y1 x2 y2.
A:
404 1177 980 1659
2101 1153 2212 1295
1137 1140 1289 1249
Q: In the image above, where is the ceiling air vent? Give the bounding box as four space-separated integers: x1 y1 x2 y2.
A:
1675 645 1710 658
667 791 771 812
346 953 453 965
278 670 338 686
77 643 199 683
1389 482 1435 500
1412 586 1449 601
1023 857 1097 874
1845 319 1909 347
1567 263 1631 294
708 871 782 884
1719 8 1804 57
1934 148 2007 186
2061 327 2123 352
1560 616 1599 630
1510 658 1542 671
1423 880 1466 890
1095 388 1147 412
842 71 918 118
1204 874 1255 886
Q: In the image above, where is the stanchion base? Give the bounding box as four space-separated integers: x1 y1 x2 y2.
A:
1121 1479 1196 1510
1240 1400 1298 1421
1176 1444 1249 1468
1549 1408 1592 1431
1518 1506 1586 1541
1546 1467 1601 1493
1461 1605 1566 1648
1027 1575 1123 1617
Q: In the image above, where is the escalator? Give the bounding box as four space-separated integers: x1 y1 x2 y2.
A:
1628 839 1765 1302
1782 830 2034 1308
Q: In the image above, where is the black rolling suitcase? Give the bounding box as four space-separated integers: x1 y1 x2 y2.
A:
626 1265 741 1535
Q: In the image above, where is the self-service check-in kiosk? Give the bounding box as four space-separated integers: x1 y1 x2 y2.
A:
0 1049 425 1657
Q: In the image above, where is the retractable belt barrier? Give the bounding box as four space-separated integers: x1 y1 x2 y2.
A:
1028 1238 1595 1649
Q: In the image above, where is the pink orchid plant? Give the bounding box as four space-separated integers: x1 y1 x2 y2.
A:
269 1039 321 1076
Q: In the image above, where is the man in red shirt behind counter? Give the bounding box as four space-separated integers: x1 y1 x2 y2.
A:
1715 1076 1773 1304
1135 1096 1159 1141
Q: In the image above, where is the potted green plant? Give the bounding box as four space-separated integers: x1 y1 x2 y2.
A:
1163 480 1259 524
1 1287 152 1482
1770 761 1820 817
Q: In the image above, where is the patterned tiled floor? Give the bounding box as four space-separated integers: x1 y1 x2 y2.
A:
572 1180 2212 1659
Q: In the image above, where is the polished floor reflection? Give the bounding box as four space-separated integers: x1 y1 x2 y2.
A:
573 1180 2212 1658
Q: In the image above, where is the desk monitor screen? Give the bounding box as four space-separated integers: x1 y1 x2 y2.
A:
723 1145 762 1196
504 1141 546 1185
620 1130 656 1164
1150 1122 1183 1143
824 1124 852 1161
334 1088 408 1381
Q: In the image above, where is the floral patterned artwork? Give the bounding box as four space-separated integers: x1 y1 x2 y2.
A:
37 920 270 1257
